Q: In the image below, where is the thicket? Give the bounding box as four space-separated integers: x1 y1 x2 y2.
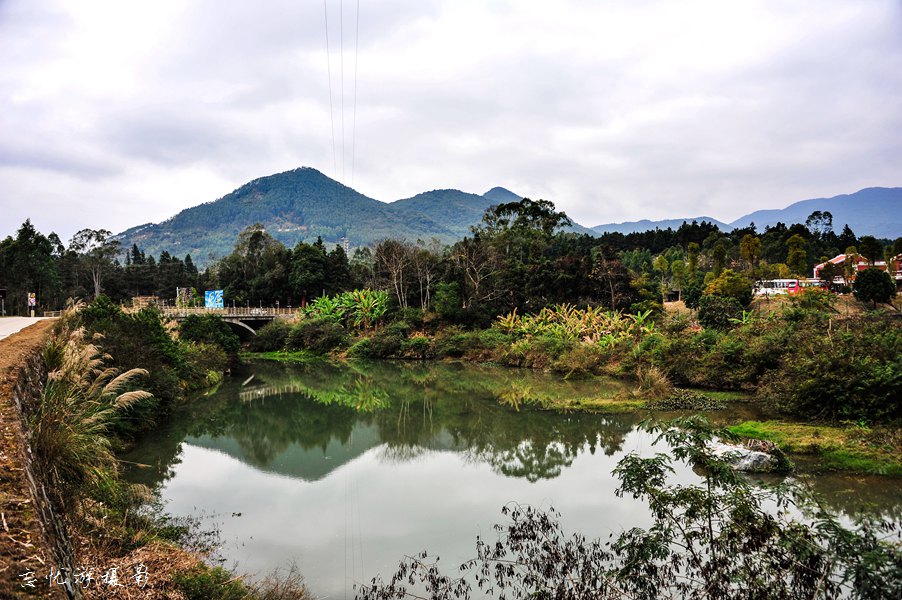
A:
178 313 241 355
58 296 236 444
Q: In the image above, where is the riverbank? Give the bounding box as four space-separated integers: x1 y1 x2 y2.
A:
241 350 902 478
0 319 61 598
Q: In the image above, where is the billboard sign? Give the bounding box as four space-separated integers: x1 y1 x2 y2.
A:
204 290 224 309
28 292 36 307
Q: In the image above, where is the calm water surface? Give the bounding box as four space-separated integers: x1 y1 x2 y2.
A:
123 359 901 598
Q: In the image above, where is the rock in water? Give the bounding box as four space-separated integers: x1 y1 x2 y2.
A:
708 441 779 472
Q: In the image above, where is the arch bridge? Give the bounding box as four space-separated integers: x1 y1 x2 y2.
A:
159 307 298 335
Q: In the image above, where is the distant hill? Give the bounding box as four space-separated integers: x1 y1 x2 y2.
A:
727 187 902 238
590 188 901 239
115 169 596 261
387 189 497 239
115 170 900 264
116 167 462 261
592 217 732 235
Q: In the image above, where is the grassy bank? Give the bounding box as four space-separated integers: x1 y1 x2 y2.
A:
19 306 312 598
729 420 902 476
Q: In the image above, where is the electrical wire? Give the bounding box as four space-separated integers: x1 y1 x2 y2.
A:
324 0 338 179
351 0 360 186
340 0 346 181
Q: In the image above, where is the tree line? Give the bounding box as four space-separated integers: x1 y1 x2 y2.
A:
2 201 899 316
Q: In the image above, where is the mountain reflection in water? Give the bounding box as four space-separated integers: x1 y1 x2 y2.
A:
122 359 902 598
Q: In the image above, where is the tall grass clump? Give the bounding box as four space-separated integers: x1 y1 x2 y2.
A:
31 313 153 510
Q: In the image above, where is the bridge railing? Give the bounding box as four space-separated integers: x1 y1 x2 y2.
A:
158 307 301 318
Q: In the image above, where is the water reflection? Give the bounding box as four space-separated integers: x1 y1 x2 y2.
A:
122 359 901 598
126 359 640 486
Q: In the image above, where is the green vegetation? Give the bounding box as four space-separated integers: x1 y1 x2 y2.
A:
729 420 902 476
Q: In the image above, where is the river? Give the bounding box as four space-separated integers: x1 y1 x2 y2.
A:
122 359 902 598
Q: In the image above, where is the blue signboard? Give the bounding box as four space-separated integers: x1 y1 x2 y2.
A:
204 290 224 309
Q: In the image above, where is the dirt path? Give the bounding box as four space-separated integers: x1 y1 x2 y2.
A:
0 319 64 598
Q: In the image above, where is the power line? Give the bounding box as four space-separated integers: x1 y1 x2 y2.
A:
324 0 338 179
340 0 346 182
351 0 360 186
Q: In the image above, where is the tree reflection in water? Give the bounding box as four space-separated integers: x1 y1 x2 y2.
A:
120 359 901 519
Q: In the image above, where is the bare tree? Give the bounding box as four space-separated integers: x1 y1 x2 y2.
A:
450 236 501 309
68 229 120 300
411 238 443 310
374 239 414 309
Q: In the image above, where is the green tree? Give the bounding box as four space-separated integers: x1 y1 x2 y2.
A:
704 268 753 307
739 234 760 273
652 255 669 303
786 233 808 276
858 236 882 265
69 228 121 300
0 220 61 313
854 268 896 309
290 241 327 303
711 240 727 277
687 242 700 276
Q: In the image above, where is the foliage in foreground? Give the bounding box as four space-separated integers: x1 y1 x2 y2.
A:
31 315 153 510
357 418 901 600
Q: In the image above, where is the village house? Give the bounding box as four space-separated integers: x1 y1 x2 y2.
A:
813 253 902 289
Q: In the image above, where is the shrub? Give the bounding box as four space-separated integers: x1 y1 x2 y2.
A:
394 307 426 328
402 335 432 359
550 344 605 376
704 269 753 307
174 565 250 600
179 314 241 354
434 282 463 321
854 267 896 308
77 296 185 406
697 295 743 330
248 319 292 352
285 318 349 354
758 316 902 422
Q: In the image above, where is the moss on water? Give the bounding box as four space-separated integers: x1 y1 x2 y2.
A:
729 420 902 476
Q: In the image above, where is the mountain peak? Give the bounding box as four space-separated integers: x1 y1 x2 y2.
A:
483 187 521 203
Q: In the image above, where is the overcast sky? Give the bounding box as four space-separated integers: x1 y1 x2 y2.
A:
2 0 901 243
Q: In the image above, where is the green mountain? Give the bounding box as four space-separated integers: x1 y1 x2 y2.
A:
117 167 461 261
116 169 590 262
387 189 497 239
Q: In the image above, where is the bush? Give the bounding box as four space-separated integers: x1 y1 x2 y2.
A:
174 565 250 600
704 269 753 307
394 307 426 328
697 295 743 330
854 267 896 308
249 319 292 352
285 318 349 354
434 282 463 322
758 316 902 421
179 314 241 354
402 335 432 359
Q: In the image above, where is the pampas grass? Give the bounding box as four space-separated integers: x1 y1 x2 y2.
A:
30 310 153 509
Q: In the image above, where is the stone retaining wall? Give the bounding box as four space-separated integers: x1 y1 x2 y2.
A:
0 321 79 599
